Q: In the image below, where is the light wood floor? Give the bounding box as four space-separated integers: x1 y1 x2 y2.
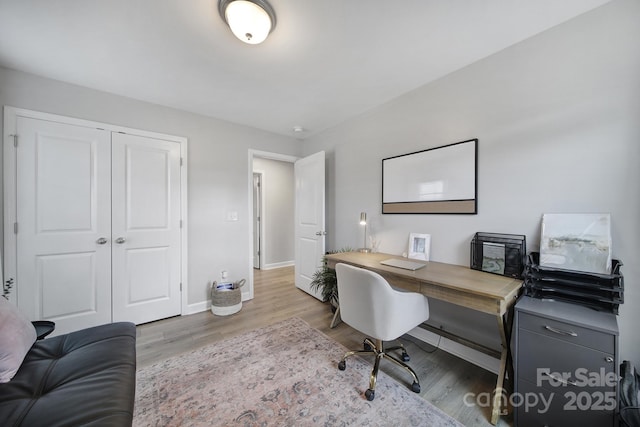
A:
136 266 512 427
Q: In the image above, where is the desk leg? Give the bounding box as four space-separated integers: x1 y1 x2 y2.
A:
330 306 342 329
491 313 509 425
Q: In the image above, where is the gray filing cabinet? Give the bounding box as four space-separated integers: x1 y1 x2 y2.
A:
513 296 618 427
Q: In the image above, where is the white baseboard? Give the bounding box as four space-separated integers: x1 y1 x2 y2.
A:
407 326 500 375
184 292 253 316
261 260 294 270
185 301 208 315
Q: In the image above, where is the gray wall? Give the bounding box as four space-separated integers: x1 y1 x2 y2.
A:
253 157 295 268
0 67 302 308
304 0 640 365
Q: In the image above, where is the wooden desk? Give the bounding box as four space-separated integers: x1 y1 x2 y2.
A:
325 251 522 425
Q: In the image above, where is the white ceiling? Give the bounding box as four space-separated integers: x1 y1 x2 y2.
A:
0 0 611 139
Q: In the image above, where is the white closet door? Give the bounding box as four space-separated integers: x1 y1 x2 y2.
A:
16 117 112 334
111 133 182 324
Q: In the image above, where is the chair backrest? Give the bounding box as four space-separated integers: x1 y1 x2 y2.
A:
335 263 429 341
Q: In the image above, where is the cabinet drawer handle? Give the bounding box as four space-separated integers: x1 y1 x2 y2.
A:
544 325 577 337
542 371 578 387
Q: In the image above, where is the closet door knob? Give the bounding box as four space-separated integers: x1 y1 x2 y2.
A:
96 237 108 245
115 237 126 244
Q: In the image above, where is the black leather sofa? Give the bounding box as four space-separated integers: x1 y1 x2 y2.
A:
0 322 137 427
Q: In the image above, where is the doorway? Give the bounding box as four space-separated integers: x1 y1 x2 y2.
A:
247 150 297 299
251 157 295 270
247 150 326 302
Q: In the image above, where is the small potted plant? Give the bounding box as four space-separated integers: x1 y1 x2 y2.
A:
309 247 353 312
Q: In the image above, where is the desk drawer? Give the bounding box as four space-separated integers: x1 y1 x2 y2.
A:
517 328 616 390
518 312 614 353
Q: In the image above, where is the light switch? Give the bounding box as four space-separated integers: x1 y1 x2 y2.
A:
226 211 238 221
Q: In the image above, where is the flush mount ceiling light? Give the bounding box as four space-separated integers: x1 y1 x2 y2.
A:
218 0 276 45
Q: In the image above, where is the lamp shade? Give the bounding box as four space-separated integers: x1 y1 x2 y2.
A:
221 0 275 45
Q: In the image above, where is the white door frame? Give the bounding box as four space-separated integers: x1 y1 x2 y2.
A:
252 171 264 269
247 150 298 300
3 106 189 316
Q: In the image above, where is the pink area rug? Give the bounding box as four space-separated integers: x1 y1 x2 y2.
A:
133 317 463 426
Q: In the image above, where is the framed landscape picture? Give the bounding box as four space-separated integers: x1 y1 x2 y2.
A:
540 213 612 274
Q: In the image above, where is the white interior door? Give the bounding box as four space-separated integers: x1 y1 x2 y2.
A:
15 117 112 334
111 133 182 324
294 151 325 299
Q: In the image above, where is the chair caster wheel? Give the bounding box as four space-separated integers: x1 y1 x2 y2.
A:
363 341 373 351
338 360 346 371
401 352 410 362
365 389 375 401
411 382 421 393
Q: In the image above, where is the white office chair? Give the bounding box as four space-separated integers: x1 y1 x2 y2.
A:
335 262 430 401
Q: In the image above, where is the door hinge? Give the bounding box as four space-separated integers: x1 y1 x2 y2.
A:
10 134 18 147
180 219 183 228
180 157 183 166
180 282 182 291
13 222 18 234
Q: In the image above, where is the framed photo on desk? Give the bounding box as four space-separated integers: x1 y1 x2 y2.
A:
408 233 430 261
